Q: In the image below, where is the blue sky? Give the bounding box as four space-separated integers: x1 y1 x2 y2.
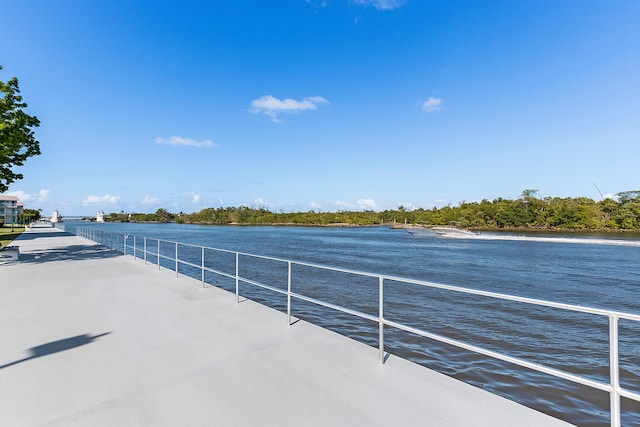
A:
2 0 639 216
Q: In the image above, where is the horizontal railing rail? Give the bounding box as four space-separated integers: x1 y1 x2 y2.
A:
74 226 640 427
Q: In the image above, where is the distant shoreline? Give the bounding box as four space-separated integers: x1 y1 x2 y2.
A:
96 220 640 233
84 192 640 231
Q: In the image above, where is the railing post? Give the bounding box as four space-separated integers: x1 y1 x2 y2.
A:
158 240 160 270
610 315 621 427
201 246 205 288
124 235 127 256
175 242 179 277
144 237 147 264
287 261 292 325
379 276 385 364
235 252 239 303
133 236 137 260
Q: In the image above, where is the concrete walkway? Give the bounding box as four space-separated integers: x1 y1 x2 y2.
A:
0 227 573 426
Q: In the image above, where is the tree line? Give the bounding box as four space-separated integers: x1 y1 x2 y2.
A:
104 190 640 231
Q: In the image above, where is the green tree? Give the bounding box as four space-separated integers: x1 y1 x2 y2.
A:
155 208 174 223
617 190 640 204
614 191 640 229
19 208 41 224
0 66 41 192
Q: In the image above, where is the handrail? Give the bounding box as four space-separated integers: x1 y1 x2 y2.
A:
74 226 639 427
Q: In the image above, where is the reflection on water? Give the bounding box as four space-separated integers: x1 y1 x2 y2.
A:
67 222 640 426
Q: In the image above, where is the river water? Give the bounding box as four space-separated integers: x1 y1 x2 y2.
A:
65 222 640 426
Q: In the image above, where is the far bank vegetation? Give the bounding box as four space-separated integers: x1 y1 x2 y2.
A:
104 190 640 231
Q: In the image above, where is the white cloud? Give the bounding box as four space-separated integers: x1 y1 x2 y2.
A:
254 197 265 206
305 0 328 7
8 190 29 202
351 0 405 10
154 136 215 147
141 195 160 205
422 97 443 113
191 193 201 204
335 201 353 209
309 202 322 211
357 198 377 209
82 194 120 206
251 95 329 122
6 189 50 203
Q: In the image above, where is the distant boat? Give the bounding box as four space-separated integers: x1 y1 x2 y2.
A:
50 210 62 223
406 221 478 238
431 222 477 238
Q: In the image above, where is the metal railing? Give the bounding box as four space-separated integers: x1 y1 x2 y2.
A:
75 226 640 427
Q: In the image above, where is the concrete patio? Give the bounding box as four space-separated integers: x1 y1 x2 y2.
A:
0 227 573 426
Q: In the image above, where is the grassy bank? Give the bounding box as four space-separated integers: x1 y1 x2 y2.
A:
0 226 25 248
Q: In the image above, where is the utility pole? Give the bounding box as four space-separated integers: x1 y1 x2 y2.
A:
593 182 605 201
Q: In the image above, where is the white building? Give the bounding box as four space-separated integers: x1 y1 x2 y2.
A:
0 195 24 225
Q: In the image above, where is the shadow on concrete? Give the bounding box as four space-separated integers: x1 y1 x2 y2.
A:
0 332 112 370
15 230 74 240
17 245 122 264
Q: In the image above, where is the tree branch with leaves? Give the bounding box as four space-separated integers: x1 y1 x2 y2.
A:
1 65 41 193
